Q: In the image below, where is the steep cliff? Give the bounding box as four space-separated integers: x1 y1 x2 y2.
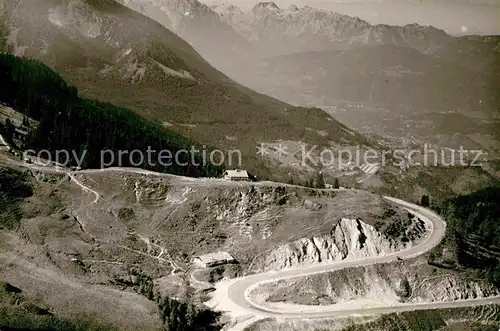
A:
252 259 499 306
250 216 426 272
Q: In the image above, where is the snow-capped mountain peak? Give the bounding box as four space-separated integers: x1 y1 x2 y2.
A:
211 3 244 16
116 0 454 67
206 1 452 57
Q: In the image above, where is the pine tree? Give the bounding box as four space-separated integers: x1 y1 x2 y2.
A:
315 171 325 189
168 308 177 331
185 304 195 330
4 118 14 139
22 116 30 127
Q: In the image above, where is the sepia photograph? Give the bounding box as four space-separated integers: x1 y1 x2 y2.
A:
0 0 499 330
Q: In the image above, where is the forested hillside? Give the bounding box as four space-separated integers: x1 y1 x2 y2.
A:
0 53 223 177
432 187 500 286
445 187 500 247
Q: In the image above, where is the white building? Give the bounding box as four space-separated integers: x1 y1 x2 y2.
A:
192 251 235 269
223 169 249 181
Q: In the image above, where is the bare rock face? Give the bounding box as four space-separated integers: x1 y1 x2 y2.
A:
256 260 500 307
251 217 423 272
412 276 500 302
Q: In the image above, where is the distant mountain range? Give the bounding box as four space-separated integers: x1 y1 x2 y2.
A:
113 1 494 68
208 1 500 83
212 2 454 57
113 0 499 102
144 1 498 66
112 0 500 153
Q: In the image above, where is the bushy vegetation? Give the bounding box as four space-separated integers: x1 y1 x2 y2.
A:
0 53 223 177
420 194 430 207
341 310 446 331
442 187 500 247
1 265 222 331
290 171 337 189
0 54 78 117
111 268 223 331
436 187 500 285
111 268 155 300
157 296 222 331
0 168 32 229
331 305 500 331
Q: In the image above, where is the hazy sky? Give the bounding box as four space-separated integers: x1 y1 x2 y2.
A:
201 0 500 35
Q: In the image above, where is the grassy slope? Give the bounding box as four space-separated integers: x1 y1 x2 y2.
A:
0 163 222 331
0 283 118 331
0 168 32 230
55 171 404 268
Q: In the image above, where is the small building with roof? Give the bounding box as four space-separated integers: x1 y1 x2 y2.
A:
192 251 235 269
223 169 249 181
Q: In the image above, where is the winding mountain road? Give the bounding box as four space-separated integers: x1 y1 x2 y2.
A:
206 197 500 330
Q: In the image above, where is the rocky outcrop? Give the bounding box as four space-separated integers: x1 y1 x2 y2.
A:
255 260 500 306
250 217 425 272
412 276 499 302
87 173 411 270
